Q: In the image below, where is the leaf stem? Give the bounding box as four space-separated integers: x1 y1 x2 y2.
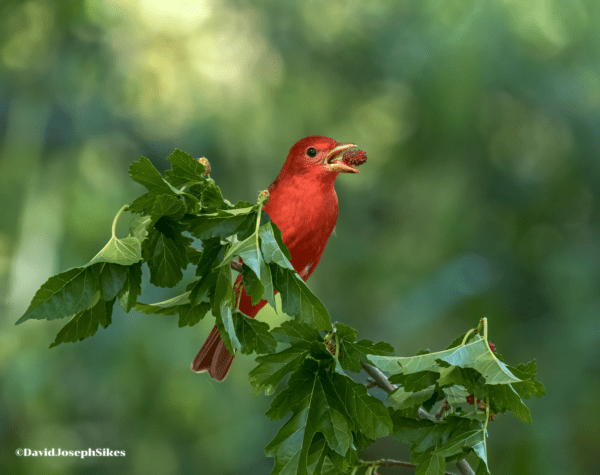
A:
112 204 130 239
460 328 476 346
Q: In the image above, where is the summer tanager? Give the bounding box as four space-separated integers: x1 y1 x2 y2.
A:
191 136 364 381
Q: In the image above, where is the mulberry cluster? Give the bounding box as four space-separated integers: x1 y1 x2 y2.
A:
342 149 367 167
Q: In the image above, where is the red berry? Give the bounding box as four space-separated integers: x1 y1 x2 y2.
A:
466 394 475 405
342 149 367 167
488 342 497 353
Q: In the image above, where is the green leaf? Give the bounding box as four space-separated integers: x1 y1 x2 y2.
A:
135 292 211 327
332 373 393 440
202 181 228 209
143 219 192 288
212 265 241 354
220 228 262 279
442 385 470 406
164 149 207 187
186 246 204 266
335 323 395 373
440 339 521 385
188 238 223 305
433 429 484 458
388 386 436 411
472 441 490 475
178 303 211 327
416 453 445 475
99 263 129 301
507 360 546 399
49 297 115 348
241 264 266 306
259 222 293 269
129 215 151 242
185 210 255 240
265 359 353 475
488 384 532 423
249 346 311 395
368 346 458 376
271 320 327 349
403 371 440 392
392 415 480 456
16 266 100 324
233 312 276 355
117 262 142 312
129 156 178 195
128 156 179 213
87 235 142 266
272 266 332 331
149 194 185 229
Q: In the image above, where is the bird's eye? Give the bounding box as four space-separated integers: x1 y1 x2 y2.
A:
306 147 317 157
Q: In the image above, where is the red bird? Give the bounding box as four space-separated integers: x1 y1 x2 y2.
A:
191 136 364 381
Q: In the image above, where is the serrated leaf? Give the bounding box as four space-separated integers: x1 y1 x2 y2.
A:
49 297 115 348
265 359 353 475
388 386 436 411
212 265 241 354
202 181 228 209
117 262 142 312
149 194 185 229
440 339 521 385
472 441 490 475
416 453 445 475
188 238 223 305
129 156 178 196
442 385 470 406
99 263 129 301
128 156 179 213
332 373 393 440
16 266 100 324
249 346 311 395
507 360 546 399
241 264 266 306
129 215 151 242
271 320 327 348
220 227 262 279
135 292 210 327
143 219 192 288
164 149 207 187
259 222 293 269
392 415 480 456
87 235 142 266
184 211 255 240
433 429 484 458
233 311 276 355
335 323 394 373
488 383 532 423
272 266 332 331
178 303 211 327
368 346 458 376
181 192 200 214
186 246 204 266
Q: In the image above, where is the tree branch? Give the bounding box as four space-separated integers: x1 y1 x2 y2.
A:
360 361 476 475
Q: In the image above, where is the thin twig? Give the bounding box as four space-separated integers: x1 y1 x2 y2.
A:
360 361 475 475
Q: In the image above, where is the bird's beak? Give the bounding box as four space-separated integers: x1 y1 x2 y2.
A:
324 143 360 173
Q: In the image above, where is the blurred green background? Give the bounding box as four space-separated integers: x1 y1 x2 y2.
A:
1 0 599 474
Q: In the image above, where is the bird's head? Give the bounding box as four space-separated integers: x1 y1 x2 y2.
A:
284 136 361 176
